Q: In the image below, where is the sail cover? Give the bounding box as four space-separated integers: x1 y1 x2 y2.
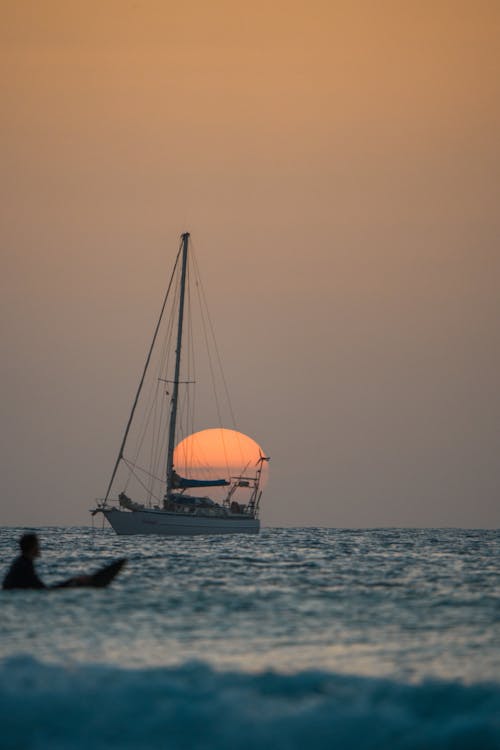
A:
172 471 229 489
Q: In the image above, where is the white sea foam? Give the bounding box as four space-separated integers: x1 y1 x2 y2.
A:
1 656 498 750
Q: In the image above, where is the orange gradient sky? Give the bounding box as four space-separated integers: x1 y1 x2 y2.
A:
1 1 499 526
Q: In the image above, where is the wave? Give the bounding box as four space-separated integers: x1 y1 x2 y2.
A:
1 657 498 749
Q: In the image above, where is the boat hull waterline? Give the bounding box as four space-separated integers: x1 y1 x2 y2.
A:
103 508 260 536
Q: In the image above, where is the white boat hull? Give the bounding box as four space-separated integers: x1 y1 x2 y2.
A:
102 508 260 536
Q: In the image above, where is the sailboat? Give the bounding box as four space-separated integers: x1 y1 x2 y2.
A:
92 233 268 535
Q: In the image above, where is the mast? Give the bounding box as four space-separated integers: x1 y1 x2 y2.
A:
165 231 190 498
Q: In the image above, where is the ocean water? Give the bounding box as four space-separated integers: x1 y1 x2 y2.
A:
0 527 498 749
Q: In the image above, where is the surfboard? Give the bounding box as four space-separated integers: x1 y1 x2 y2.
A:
52 558 126 588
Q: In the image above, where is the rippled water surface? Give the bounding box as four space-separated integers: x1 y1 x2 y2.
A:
1 527 498 682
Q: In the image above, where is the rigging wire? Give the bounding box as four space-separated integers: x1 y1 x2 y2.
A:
123 268 177 501
109 235 247 501
122 457 166 487
190 243 240 477
123 253 179 502
191 243 248 474
191 244 239 431
104 240 182 502
122 459 164 504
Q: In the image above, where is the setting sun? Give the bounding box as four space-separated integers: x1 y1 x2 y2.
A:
174 428 269 496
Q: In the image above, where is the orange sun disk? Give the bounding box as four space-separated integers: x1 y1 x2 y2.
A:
174 428 268 489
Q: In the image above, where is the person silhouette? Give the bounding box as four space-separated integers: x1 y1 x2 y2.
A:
2 533 120 589
2 532 46 589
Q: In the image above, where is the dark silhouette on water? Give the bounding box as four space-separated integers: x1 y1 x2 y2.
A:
2 533 126 590
2 533 46 589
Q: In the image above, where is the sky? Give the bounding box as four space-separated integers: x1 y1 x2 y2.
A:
1 1 499 527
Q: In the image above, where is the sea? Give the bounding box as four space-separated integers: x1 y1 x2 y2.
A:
0 527 498 749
